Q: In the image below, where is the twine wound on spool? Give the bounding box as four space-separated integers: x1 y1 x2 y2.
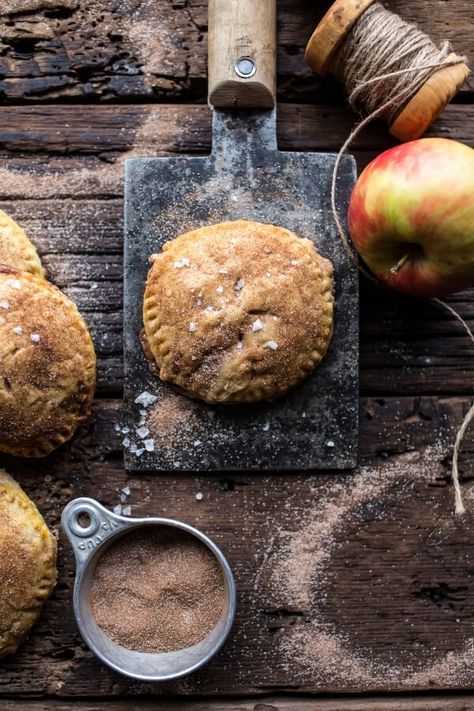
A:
313 2 472 515
332 3 467 127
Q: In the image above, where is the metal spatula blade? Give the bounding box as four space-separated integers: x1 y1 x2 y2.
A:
123 2 358 472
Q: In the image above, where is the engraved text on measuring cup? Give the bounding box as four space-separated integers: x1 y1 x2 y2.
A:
77 518 120 550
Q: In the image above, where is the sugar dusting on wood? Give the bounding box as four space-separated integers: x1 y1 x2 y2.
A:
254 444 474 689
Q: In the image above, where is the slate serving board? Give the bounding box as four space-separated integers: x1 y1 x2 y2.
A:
123 110 358 472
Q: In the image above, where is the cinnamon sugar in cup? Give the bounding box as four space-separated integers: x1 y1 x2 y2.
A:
61 498 236 681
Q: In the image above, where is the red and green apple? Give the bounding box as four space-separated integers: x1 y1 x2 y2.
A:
348 137 474 298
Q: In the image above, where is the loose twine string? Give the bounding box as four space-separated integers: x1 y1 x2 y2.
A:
328 2 472 514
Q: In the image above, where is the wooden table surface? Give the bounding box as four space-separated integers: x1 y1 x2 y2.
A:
0 1 473 709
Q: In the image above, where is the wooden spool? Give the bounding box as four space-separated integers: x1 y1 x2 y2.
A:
305 0 471 142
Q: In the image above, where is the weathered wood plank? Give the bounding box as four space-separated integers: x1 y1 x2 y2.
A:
0 396 472 697
1 210 474 396
78 397 474 465
0 103 472 158
1 695 474 710
0 1 471 705
0 104 471 202
0 0 472 103
0 104 472 395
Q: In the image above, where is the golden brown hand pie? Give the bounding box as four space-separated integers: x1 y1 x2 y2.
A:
0 266 96 457
143 220 334 404
0 210 45 278
0 470 57 657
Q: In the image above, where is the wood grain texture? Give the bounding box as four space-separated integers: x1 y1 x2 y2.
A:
1 696 474 710
0 104 472 198
0 0 472 104
0 195 472 397
0 0 473 704
0 104 472 396
0 396 472 696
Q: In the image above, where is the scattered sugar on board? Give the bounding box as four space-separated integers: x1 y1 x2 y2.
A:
134 388 265 468
145 391 202 457
144 438 155 452
135 391 157 408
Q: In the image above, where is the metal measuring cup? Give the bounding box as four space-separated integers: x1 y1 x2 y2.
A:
61 497 236 681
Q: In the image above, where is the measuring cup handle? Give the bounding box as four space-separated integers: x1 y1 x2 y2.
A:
61 498 128 571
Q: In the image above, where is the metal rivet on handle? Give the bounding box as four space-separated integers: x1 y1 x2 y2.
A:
67 502 101 538
234 56 256 79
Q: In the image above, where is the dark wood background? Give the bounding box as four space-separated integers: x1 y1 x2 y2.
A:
0 1 473 709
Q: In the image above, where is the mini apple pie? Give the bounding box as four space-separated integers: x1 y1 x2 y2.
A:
0 209 45 278
143 220 334 404
0 469 57 657
0 266 96 457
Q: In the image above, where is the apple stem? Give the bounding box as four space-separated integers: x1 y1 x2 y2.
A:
391 253 409 275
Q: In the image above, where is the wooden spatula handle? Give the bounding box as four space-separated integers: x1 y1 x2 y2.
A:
208 0 276 108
